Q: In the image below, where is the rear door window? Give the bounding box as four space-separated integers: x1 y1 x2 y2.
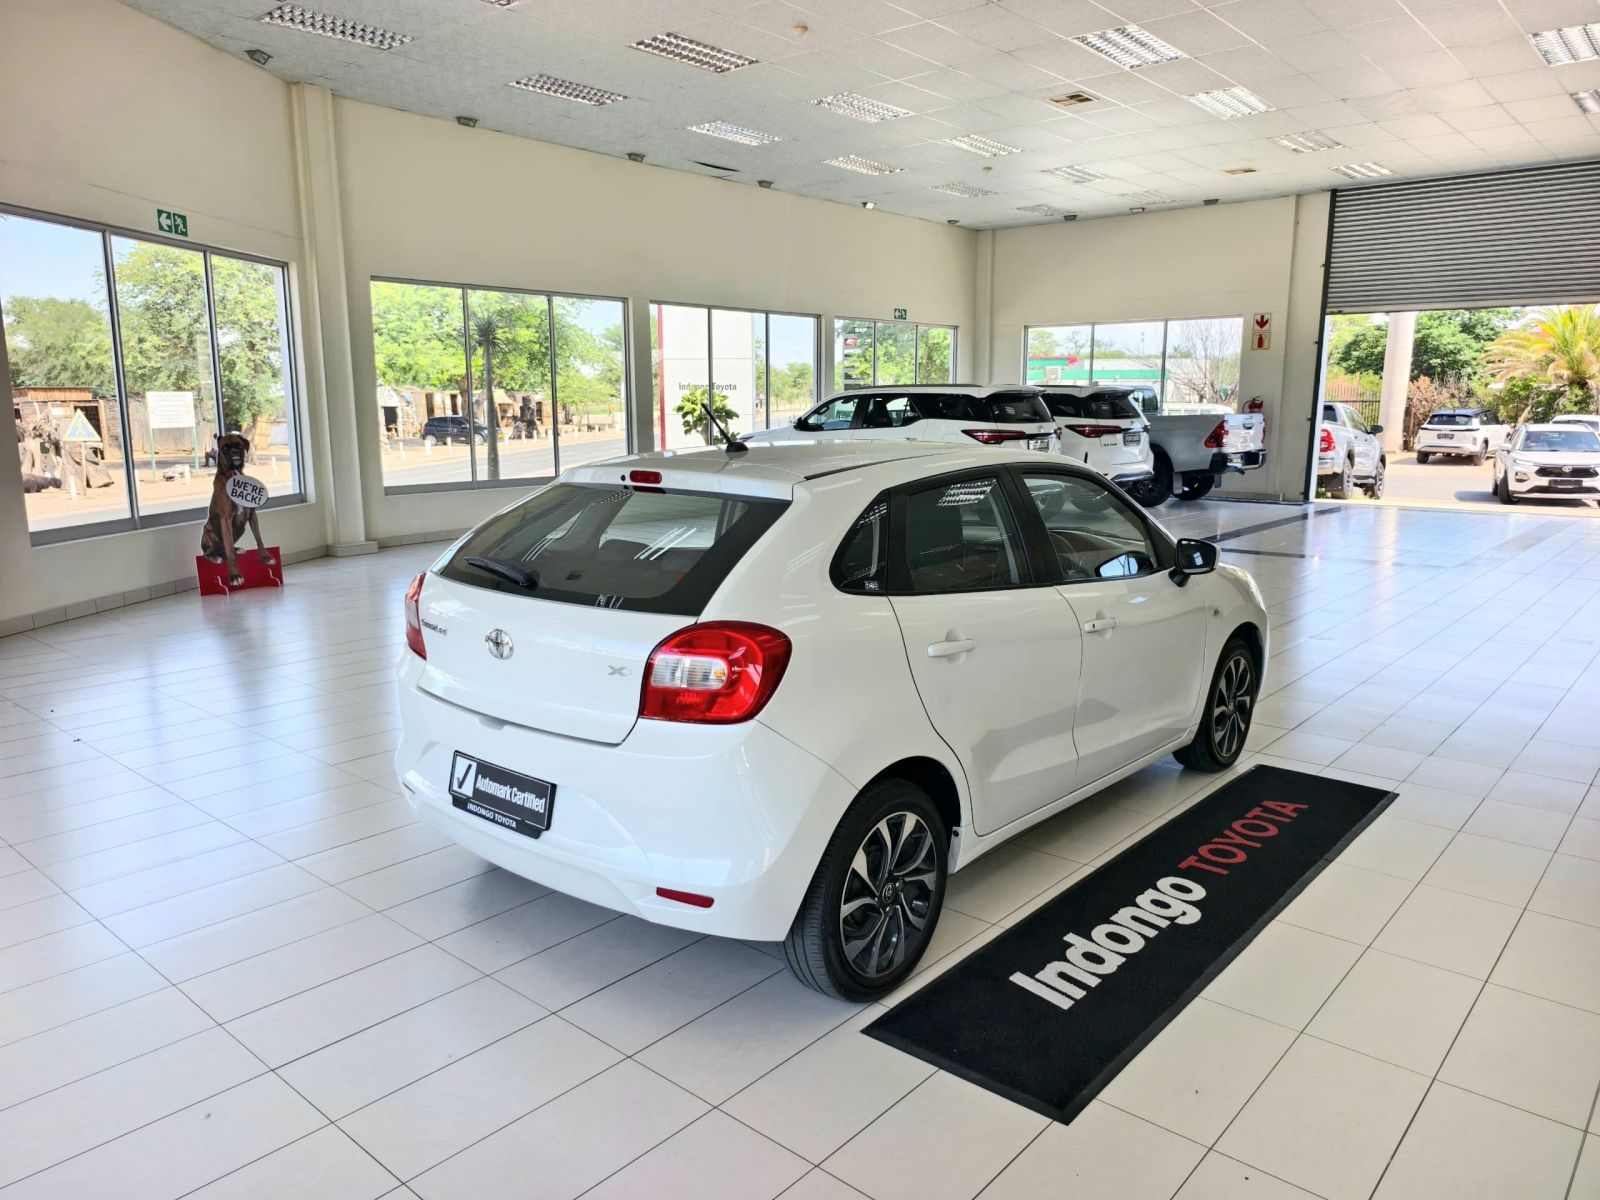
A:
858 394 921 429
892 475 1026 593
799 396 861 431
1045 392 1140 421
911 392 1049 424
440 484 788 615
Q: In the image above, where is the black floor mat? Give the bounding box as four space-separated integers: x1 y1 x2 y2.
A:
865 765 1394 1123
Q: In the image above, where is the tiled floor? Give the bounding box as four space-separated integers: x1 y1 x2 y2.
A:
2 500 1599 1199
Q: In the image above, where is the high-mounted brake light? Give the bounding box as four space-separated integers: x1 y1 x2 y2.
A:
1063 423 1126 439
1319 427 1335 453
1204 420 1228 449
962 428 1034 445
405 573 427 660
640 621 791 724
629 469 663 484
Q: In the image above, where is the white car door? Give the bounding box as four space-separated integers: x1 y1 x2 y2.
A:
1012 467 1208 782
888 471 1083 835
1342 406 1380 475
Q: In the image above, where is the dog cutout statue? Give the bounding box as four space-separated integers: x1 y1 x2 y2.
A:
200 432 276 587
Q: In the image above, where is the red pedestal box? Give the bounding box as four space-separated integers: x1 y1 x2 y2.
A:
195 548 284 596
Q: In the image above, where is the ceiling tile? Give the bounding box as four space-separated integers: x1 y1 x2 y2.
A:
900 67 1010 101
1263 32 1366 73
1481 67 1573 102
1523 114 1598 141
826 35 937 79
1506 93 1593 122
1129 57 1234 93
1406 130 1479 155
959 51 1070 90
1449 38 1550 78
934 4 1056 52
1439 104 1519 131
1285 100 1371 127
881 20 996 66
1210 0 1329 40
1341 18 1442 60
1385 51 1472 88
1379 112 1455 137
1137 9 1253 55
1297 0 1409 24
1350 90 1429 119
1248 74 1337 107
1196 45 1307 84
1406 79 1495 112
1418 4 1524 48
1306 63 1403 98
1095 0 1207 22
994 0 1125 38
1499 0 1600 33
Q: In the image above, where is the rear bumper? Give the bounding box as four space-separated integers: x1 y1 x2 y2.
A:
1417 438 1481 456
395 662 855 940
1212 449 1265 475
1109 467 1155 485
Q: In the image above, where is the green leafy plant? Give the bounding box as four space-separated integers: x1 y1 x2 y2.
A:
675 384 739 444
1486 305 1600 421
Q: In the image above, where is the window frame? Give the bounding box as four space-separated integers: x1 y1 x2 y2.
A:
834 317 958 390
1022 316 1245 413
1006 464 1174 586
883 467 1040 597
3 200 306 546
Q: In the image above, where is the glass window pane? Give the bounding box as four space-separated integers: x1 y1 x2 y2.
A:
1020 472 1158 582
653 303 713 450
766 314 816 430
0 213 130 533
835 318 874 390
901 476 1022 593
553 296 627 470
711 308 759 442
916 325 954 384
797 394 859 431
1163 317 1243 411
468 289 551 482
214 256 299 498
1090 321 1164 387
1025 325 1090 385
112 236 217 518
371 281 470 489
876 322 916 386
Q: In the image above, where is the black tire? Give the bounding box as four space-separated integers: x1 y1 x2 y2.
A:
784 778 948 1001
1125 454 1172 508
1472 443 1486 466
1174 474 1215 502
1416 451 1430 464
1175 637 1257 773
1498 471 1517 505
422 435 438 448
1365 457 1386 499
1327 458 1356 499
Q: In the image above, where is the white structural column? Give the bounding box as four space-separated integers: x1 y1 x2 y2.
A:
290 83 375 555
1378 310 1417 455
628 295 656 454
973 230 994 384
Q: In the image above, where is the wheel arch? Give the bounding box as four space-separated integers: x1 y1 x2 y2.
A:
861 756 963 841
1226 620 1265 676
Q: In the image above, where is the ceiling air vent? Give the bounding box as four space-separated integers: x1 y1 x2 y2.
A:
1048 92 1096 108
1223 167 1257 175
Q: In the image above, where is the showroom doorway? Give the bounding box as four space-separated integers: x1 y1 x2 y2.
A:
1311 161 1600 515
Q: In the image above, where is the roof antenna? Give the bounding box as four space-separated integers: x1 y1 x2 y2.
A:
704 390 747 454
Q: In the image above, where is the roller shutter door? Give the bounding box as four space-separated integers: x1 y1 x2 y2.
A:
1325 160 1600 314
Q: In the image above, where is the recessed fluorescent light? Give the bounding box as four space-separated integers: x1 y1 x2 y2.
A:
1187 87 1272 119
1048 92 1097 108
1124 190 1175 204
823 155 903 176
1529 23 1600 65
1333 161 1394 179
1573 89 1600 113
1272 131 1344 153
931 182 997 197
811 93 912 121
1071 25 1185 69
631 31 755 72
688 121 781 145
508 74 626 106
257 4 412 50
1017 204 1070 216
942 134 1022 157
1043 165 1107 183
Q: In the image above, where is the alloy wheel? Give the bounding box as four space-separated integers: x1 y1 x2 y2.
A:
1210 652 1254 760
838 811 938 980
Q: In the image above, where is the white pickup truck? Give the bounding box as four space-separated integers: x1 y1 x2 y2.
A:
1316 402 1385 498
1086 385 1267 506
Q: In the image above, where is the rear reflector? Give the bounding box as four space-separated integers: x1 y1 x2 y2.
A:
404 573 427 660
962 428 1035 445
629 469 663 484
656 887 715 908
641 621 791 724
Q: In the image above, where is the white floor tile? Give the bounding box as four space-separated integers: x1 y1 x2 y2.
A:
1573 1135 1600 1197
1338 814 1453 881
137 886 372 983
824 1071 1049 1200
1372 884 1522 978
492 916 700 1011
1173 1153 1321 1199
1276 861 1414 944
1490 911 1600 1013
0 920 126 992
1202 921 1363 1029
1560 815 1600 861
434 890 616 974
1216 1036 1428 1200
1438 983 1600 1128
0 953 168 1046
583 1110 808 1200
184 1126 399 1200
1306 948 1481 1074
779 1171 870 1199
980 1100 1205 1199
0 892 93 949
1421 831 1552 906
382 868 549 940
1461 799 1574 850
1529 852 1600 928
1373 1083 1581 1200
942 842 1081 922
1488 770 1588 816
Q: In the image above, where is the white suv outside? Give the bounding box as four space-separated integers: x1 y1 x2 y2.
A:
1416 408 1507 465
1037 386 1154 488
745 384 1057 452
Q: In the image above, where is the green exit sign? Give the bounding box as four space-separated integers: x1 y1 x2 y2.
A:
156 208 189 237
892 308 907 320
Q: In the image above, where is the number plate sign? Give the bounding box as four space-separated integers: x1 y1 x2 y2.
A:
225 474 269 509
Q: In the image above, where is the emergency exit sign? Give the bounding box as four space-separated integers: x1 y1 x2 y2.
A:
157 208 189 237
893 308 907 320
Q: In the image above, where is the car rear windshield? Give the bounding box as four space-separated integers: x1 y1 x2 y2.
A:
1044 392 1140 421
439 483 788 616
911 391 1050 424
1520 430 1600 452
1425 413 1477 426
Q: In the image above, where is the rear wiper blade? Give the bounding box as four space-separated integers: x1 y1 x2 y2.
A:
465 555 538 589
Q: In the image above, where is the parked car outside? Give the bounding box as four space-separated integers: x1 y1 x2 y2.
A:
1415 408 1507 465
1317 402 1385 498
1095 384 1266 507
421 415 489 446
744 384 1057 452
1549 414 1600 439
1036 386 1153 490
396 441 1268 1000
1492 422 1600 505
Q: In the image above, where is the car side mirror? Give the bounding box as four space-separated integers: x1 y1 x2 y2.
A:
1170 537 1217 586
1369 424 1384 434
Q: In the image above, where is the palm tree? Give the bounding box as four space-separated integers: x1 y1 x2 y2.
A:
473 313 506 480
1486 305 1600 422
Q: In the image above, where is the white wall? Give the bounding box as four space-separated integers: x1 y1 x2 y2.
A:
0 0 332 626
330 98 978 542
988 194 1331 502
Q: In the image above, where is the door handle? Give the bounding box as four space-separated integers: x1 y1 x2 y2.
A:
1082 617 1118 634
927 639 976 658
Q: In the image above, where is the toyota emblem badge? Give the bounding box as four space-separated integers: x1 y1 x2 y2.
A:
485 629 514 659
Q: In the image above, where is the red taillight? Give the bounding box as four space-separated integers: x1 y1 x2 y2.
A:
656 887 714 908
1062 423 1127 439
1204 420 1228 449
629 469 663 484
640 622 791 724
962 428 1034 445
1319 427 1335 453
404 573 427 660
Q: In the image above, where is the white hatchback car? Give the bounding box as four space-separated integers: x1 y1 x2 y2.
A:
745 384 1057 452
396 441 1268 999
1037 385 1155 488
1493 422 1600 504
